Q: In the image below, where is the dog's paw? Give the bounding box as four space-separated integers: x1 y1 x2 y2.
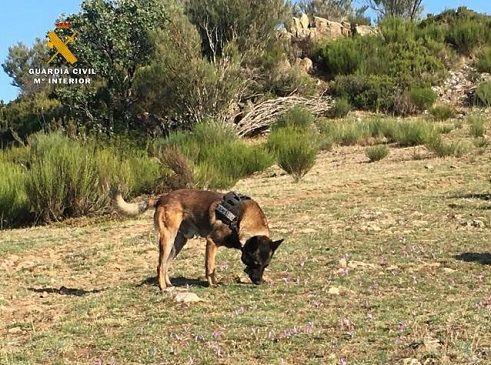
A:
160 286 175 294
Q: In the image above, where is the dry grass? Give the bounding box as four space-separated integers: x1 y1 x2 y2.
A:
1 118 491 364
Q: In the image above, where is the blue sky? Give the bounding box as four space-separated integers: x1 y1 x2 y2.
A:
0 1 490 103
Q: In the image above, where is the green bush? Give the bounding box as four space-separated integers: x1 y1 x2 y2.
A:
330 74 397 112
154 121 273 189
385 40 445 88
273 106 315 130
267 127 318 182
426 137 469 157
476 47 491 73
27 134 108 222
438 124 454 134
368 118 398 141
0 161 30 228
429 105 455 121
409 87 437 111
393 121 438 147
446 20 488 56
469 114 485 138
474 81 491 107
326 97 351 119
365 145 390 162
314 37 364 76
379 16 417 44
24 133 161 223
318 120 370 147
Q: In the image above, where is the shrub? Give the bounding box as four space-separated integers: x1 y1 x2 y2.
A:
379 16 417 44
26 134 99 222
317 120 370 146
25 133 161 223
365 145 390 162
154 121 273 189
267 127 318 182
474 81 491 107
426 137 469 157
327 97 351 119
429 105 455 121
0 161 30 228
330 74 396 112
446 20 488 56
385 40 446 88
265 65 318 97
476 47 491 73
273 106 315 130
438 124 454 134
394 121 438 147
409 87 437 111
157 147 195 191
368 118 398 141
393 91 419 116
314 37 364 76
469 114 485 138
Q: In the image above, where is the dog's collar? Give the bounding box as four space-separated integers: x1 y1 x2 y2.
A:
215 191 250 232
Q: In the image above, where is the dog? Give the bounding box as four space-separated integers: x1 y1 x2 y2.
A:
113 189 283 291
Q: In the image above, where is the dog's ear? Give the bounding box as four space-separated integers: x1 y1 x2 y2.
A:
270 239 284 252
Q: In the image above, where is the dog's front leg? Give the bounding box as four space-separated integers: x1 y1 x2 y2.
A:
205 238 219 286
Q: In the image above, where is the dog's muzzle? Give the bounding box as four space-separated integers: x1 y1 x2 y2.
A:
244 267 262 285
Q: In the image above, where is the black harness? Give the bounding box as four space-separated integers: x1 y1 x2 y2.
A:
215 191 250 232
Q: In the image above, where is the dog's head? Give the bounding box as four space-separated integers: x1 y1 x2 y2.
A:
241 235 283 285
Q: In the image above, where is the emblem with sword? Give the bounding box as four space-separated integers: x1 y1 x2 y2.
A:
47 22 78 65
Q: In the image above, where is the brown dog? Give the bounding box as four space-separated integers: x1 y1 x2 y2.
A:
113 189 283 291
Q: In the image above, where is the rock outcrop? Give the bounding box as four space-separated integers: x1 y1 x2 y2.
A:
288 14 378 42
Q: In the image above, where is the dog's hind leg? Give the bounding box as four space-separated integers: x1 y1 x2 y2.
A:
157 229 175 290
168 232 188 262
155 207 183 291
205 237 219 286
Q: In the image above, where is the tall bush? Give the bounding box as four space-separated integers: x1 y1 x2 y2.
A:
25 133 160 223
267 126 318 182
154 121 274 189
0 161 30 228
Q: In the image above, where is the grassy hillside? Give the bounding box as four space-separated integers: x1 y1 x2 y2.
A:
1 117 490 364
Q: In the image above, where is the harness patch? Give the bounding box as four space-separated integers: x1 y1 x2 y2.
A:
215 191 250 231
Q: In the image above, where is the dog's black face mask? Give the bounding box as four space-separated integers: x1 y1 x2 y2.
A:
241 236 283 285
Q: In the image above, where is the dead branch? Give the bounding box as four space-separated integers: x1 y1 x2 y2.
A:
234 95 334 136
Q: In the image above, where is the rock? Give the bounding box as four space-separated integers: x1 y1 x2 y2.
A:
472 219 485 228
443 267 456 273
174 292 205 303
338 258 348 268
299 13 309 29
354 24 379 36
402 359 421 365
348 261 377 269
296 57 313 74
328 286 341 295
313 16 350 39
298 228 317 234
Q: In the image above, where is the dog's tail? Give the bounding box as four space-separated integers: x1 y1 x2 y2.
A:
112 192 158 217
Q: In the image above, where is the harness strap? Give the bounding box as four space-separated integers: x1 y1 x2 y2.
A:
215 191 250 231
